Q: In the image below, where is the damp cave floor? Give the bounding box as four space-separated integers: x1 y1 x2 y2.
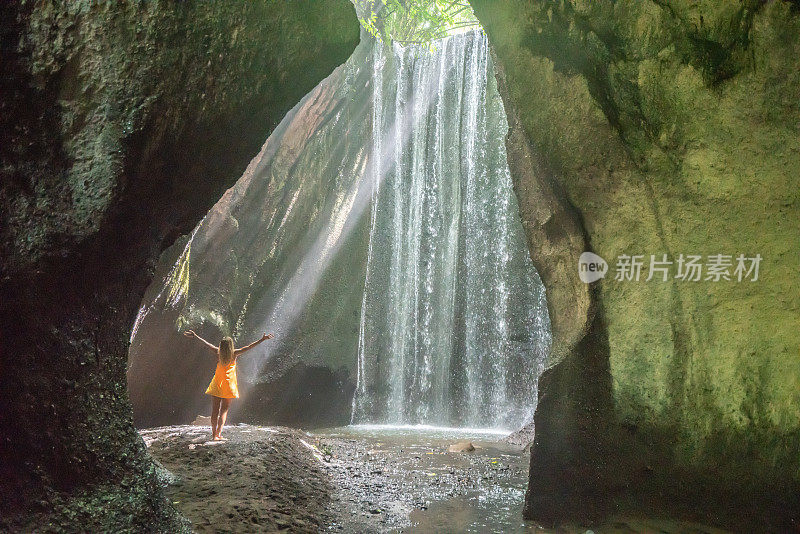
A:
141 424 731 533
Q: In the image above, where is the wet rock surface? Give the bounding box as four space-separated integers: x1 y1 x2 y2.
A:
143 424 732 533
317 430 529 532
470 0 800 529
144 424 531 533
143 425 335 533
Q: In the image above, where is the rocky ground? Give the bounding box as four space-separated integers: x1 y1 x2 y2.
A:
142 423 731 533
316 427 531 532
141 424 335 532
142 423 530 533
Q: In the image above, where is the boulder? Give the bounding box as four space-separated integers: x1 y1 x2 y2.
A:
191 415 212 427
448 441 476 453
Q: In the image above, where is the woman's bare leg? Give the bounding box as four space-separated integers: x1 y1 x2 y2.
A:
210 396 221 439
217 398 232 438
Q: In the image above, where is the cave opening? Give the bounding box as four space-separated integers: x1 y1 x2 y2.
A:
6 0 798 532
127 9 551 436
123 6 556 527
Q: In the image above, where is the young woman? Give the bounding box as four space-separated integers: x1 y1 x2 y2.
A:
183 330 273 440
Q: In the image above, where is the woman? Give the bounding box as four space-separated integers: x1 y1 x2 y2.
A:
183 330 273 440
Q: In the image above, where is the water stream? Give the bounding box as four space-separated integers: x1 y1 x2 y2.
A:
351 31 551 430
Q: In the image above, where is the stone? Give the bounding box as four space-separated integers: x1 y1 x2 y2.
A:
448 441 475 453
192 415 212 426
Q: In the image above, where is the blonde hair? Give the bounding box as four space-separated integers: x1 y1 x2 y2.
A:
218 337 235 365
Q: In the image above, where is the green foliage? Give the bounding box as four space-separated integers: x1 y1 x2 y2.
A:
357 0 479 45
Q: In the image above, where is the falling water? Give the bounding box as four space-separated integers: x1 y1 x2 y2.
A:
129 30 550 431
351 31 551 430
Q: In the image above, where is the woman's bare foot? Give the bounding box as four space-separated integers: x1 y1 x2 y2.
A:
212 435 227 441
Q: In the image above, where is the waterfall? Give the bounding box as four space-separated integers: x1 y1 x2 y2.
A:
129 30 550 431
351 31 551 430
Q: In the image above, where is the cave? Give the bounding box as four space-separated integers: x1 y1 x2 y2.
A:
2 1 799 532
127 24 552 436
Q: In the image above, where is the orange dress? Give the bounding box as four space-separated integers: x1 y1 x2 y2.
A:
205 358 239 399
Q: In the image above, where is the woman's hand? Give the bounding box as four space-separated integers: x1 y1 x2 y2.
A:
235 333 274 357
183 330 196 338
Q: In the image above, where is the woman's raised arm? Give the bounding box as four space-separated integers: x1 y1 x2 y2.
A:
183 330 218 353
234 333 273 356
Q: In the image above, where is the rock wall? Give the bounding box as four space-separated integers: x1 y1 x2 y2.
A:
128 39 375 429
0 1 358 530
471 0 800 530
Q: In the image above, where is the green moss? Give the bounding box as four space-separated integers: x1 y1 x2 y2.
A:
472 0 800 484
3 0 360 275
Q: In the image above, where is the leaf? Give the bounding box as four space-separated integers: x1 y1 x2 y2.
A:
355 0 479 46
